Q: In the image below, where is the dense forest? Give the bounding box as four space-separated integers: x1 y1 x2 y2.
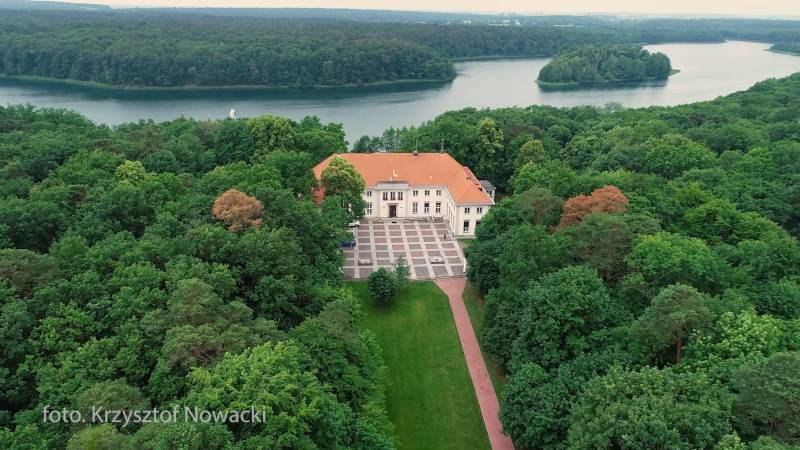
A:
772 41 800 55
0 106 399 448
361 73 800 448
537 45 673 86
3 24 800 446
0 12 456 88
2 11 800 88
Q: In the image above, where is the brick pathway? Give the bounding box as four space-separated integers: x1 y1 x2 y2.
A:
434 277 516 450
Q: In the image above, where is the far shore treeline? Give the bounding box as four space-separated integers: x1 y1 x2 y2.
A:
3 11 800 88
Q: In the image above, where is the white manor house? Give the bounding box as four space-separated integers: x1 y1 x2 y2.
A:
314 152 496 237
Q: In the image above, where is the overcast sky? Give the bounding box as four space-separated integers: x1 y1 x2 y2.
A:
71 0 800 16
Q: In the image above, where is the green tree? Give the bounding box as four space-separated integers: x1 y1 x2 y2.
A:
514 187 563 227
732 352 800 444
261 150 317 197
567 367 733 450
367 268 398 305
627 232 731 294
501 351 629 450
248 114 296 157
510 266 616 370
753 278 800 320
321 156 367 222
644 134 716 178
715 433 747 450
66 424 129 450
631 284 715 364
130 422 233 450
75 379 150 431
500 364 561 449
682 309 787 383
475 117 503 183
0 249 56 297
514 139 548 168
185 341 350 447
497 223 575 291
115 160 148 184
561 213 658 282
213 118 257 164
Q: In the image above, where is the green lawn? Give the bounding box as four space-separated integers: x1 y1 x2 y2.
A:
349 281 491 450
462 281 508 394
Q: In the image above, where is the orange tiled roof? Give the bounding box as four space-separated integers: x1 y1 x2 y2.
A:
313 152 494 204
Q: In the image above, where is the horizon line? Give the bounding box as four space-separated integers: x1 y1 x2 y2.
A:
34 2 800 19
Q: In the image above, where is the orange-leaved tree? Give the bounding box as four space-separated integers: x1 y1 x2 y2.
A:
212 189 263 232
558 185 629 228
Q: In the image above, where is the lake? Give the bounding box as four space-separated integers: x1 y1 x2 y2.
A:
1 40 800 141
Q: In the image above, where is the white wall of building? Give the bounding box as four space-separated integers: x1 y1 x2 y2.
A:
361 184 491 236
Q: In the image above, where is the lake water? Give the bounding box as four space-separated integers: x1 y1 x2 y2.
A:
1 40 800 141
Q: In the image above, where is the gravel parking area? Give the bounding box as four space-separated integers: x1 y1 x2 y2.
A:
342 219 466 280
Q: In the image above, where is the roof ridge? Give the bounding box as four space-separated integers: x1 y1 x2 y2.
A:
313 152 493 204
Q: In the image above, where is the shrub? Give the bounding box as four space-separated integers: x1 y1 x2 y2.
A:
368 268 398 304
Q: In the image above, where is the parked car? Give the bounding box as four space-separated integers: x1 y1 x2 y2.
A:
340 238 357 248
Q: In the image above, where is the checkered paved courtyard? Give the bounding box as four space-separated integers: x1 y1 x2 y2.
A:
342 219 467 280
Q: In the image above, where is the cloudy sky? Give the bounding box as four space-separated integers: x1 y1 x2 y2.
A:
67 0 800 16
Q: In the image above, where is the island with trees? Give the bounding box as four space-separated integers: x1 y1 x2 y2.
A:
536 45 676 88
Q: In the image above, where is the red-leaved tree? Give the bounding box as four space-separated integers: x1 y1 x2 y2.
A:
558 185 629 228
212 189 264 232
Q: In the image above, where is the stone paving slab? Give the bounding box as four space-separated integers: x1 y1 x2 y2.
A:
342 219 466 280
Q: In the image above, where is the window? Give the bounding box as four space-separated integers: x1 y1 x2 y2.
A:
366 190 372 197
436 189 442 196
390 192 396 201
463 221 470 233
476 221 481 231
398 192 403 200
412 202 418 214
412 190 419 196
382 192 388 201
476 207 483 214
464 207 471 214
435 202 441 214
424 189 430 196
424 202 430 214
366 203 372 215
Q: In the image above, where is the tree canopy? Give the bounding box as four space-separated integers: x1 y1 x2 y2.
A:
0 106 393 448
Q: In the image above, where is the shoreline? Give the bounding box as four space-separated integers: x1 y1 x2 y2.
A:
453 54 548 62
0 73 456 92
768 48 800 57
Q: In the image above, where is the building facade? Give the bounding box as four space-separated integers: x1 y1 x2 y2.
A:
314 152 495 237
